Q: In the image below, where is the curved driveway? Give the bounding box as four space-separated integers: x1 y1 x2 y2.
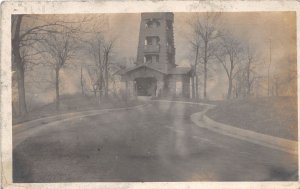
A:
13 101 298 182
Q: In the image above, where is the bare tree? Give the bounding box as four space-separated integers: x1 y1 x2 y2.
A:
85 65 99 97
233 44 259 98
190 41 199 99
216 32 244 99
85 31 116 100
267 39 272 96
232 66 245 98
80 65 86 96
86 34 105 101
244 45 258 96
103 39 115 98
188 13 221 99
12 15 81 115
12 15 43 115
187 15 201 99
12 15 32 115
283 57 297 96
271 75 280 96
41 29 79 109
271 70 295 97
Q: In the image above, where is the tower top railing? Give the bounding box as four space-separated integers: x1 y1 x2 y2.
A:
141 12 174 20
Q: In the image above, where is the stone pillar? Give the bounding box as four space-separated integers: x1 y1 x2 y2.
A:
168 77 176 97
128 80 132 97
156 80 164 97
133 80 137 98
127 80 136 99
125 80 128 96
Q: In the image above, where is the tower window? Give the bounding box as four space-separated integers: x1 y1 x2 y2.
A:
145 36 160 45
144 54 159 64
145 19 161 28
167 20 173 30
144 55 152 63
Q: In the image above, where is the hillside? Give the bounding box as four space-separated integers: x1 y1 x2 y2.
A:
206 96 298 141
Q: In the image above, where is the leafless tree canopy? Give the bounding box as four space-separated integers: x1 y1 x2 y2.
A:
11 14 115 115
188 13 221 99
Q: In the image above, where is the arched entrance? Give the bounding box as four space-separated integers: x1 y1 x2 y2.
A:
134 77 157 96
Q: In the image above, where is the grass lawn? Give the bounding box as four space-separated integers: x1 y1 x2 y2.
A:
206 96 298 141
13 94 141 125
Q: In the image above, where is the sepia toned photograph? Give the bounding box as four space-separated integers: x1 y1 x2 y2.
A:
6 2 298 185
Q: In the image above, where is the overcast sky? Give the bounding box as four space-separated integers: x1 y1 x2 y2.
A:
107 12 296 69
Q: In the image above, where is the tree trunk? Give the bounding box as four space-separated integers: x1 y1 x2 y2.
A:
203 40 208 99
193 46 199 99
93 89 97 97
247 83 251 96
12 15 27 116
227 59 235 99
125 80 128 98
104 55 109 98
191 75 195 99
16 64 27 115
195 74 199 99
98 72 104 101
227 77 233 99
204 61 207 99
275 79 279 96
235 82 238 98
105 66 108 98
80 66 85 96
55 68 60 110
246 64 251 96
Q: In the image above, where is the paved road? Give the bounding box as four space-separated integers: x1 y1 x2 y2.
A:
13 101 298 182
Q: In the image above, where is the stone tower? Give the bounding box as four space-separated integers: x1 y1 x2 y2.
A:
136 12 176 72
121 12 191 98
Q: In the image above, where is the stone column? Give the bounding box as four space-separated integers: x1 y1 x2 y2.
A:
125 80 129 97
127 80 136 98
133 80 137 98
156 80 164 97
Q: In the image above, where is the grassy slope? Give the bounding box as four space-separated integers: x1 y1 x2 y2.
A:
13 94 141 124
206 96 298 141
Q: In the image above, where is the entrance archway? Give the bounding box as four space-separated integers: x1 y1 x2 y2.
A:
135 77 157 96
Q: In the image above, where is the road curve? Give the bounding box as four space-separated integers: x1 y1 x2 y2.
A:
13 100 298 182
13 103 148 148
